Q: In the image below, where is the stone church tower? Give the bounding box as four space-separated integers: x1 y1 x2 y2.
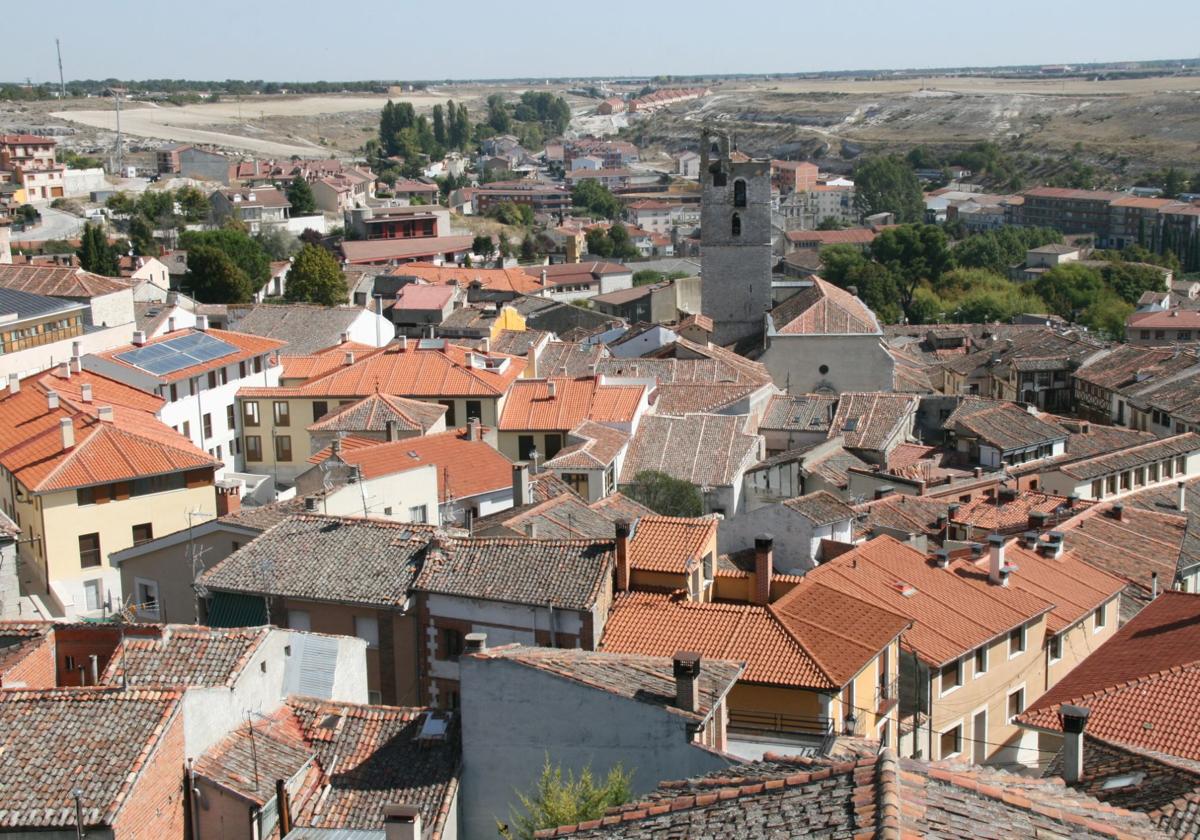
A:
699 129 773 346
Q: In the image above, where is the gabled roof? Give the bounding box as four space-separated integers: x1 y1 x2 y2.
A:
227 303 374 356
619 414 760 488
951 491 1092 532
471 645 743 724
946 398 1068 452
627 516 716 574
760 393 837 432
0 286 85 321
1019 591 1200 761
198 515 434 607
0 688 182 829
0 263 133 298
100 625 269 688
1074 345 1198 393
93 327 286 384
306 391 447 434
781 491 856 526
474 491 622 539
239 340 525 399
1057 433 1200 481
310 427 513 500
1060 505 1192 602
394 283 457 309
387 263 547 296
828 392 917 451
499 377 644 431
414 536 613 610
543 420 630 470
341 235 474 264
770 278 880 335
855 494 951 540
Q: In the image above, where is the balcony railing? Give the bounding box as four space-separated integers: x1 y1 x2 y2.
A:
875 677 900 712
728 709 834 740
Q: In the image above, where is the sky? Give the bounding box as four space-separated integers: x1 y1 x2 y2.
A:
7 0 1199 83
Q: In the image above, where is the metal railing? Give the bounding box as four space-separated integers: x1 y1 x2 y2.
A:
728 709 834 739
875 677 899 710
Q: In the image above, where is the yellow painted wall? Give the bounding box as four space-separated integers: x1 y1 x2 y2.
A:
829 640 900 741
728 682 826 723
489 306 526 338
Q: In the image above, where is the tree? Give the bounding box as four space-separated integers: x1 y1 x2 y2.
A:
284 244 348 305
632 269 664 286
501 757 633 840
868 224 953 309
255 226 301 261
179 228 271 290
1163 167 1185 199
816 216 847 230
1033 263 1105 319
472 234 496 261
432 104 446 147
175 185 210 222
487 93 511 133
623 470 703 516
128 215 160 257
184 244 255 303
817 244 870 288
1101 261 1170 305
487 202 534 228
907 287 945 324
286 175 316 215
571 179 622 219
105 192 136 215
520 232 538 261
852 155 924 223
1080 291 1133 340
78 223 119 276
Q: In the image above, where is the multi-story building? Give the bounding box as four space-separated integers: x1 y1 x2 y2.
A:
1011 187 1126 239
770 160 819 194
470 181 572 215
84 319 285 472
345 204 448 240
0 134 65 202
496 376 648 463
0 366 219 617
209 186 292 234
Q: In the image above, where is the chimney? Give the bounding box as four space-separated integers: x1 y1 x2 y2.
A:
988 534 1006 585
468 417 481 441
132 330 146 346
398 335 408 351
1021 530 1039 549
1028 510 1049 531
216 482 242 516
1178 481 1187 512
331 438 343 455
524 521 537 538
934 548 951 568
1060 704 1091 784
304 496 319 512
340 330 350 344
615 520 631 591
480 337 490 353
59 417 74 450
386 419 399 442
1067 494 1080 508
546 380 557 399
97 405 114 423
672 651 702 714
1152 571 1159 598
974 466 983 478
58 361 70 380
69 357 81 374
47 391 60 410
383 804 422 840
196 315 209 331
344 351 355 365
1111 503 1124 522
512 463 530 507
168 316 176 333
464 632 487 654
71 340 82 359
754 533 774 605
6 373 18 395
540 268 548 286
80 383 93 403
935 513 948 529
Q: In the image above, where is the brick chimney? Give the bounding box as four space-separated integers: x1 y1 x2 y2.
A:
754 534 774 605
216 482 242 516
615 520 631 591
59 417 75 450
383 804 422 840
1111 503 1124 522
512 463 530 507
672 651 702 714
1060 704 1091 784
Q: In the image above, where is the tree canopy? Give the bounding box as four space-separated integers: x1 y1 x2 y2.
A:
78 223 119 276
184 245 255 303
571 179 622 219
852 155 924 223
179 228 270 289
284 244 348 305
501 757 633 840
623 470 703 516
286 175 316 215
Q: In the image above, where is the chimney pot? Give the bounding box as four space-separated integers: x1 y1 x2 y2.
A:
47 390 59 410
6 373 19 394
80 383 93 403
59 417 74 450
97 405 114 423
383 804 423 840
71 340 82 358
1060 704 1091 784
934 548 951 568
1152 571 1159 598
58 361 70 380
1028 510 1050 530
1021 530 1039 549
340 330 350 344
974 466 983 478
480 337 490 353
132 330 146 346
672 651 702 714
468 418 481 441
512 463 530 507
1178 481 1187 512
168 316 176 333
69 357 81 374
615 520 631 592
754 533 774 605
464 632 487 654
344 351 355 365
398 335 408 351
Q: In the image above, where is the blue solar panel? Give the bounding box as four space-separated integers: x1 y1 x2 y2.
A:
113 332 238 376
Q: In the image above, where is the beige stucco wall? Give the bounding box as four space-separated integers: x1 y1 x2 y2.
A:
117 525 248 624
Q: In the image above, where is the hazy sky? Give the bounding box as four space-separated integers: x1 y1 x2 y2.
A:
8 0 1198 83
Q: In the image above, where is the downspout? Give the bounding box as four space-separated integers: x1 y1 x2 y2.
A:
186 757 201 840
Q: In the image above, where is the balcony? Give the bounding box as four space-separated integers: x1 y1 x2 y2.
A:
875 676 899 715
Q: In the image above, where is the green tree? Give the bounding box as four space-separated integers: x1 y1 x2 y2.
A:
1101 261 1170 305
179 228 271 289
175 185 210 222
1080 291 1133 339
585 227 613 258
632 269 664 286
105 192 136 215
907 287 945 324
868 224 953 309
1033 263 1105 319
853 155 924 223
623 470 703 516
78 222 119 276
501 757 633 840
571 179 622 219
472 234 496 261
128 215 160 257
487 93 511 133
1163 167 1185 199
136 189 176 227
487 202 534 228
284 244 348 305
286 175 317 215
520 233 538 261
255 226 301 261
432 104 446 147
453 102 470 150
817 244 870 287
843 261 903 324
816 216 847 230
184 244 255 303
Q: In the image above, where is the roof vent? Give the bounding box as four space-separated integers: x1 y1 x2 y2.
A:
97 406 114 423
304 496 319 512
892 580 918 597
47 390 59 410
933 549 951 569
132 330 146 346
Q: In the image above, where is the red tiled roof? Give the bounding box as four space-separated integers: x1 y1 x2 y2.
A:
0 263 132 297
784 228 879 245
306 392 447 433
771 278 879 335
828 392 917 451
388 263 544 295
951 491 1093 532
1128 309 1200 329
628 516 716 574
95 327 286 384
499 378 644 431
341 235 474 265
394 283 456 309
1019 591 1200 761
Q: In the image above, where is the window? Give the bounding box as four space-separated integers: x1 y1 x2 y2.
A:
83 579 103 612
940 724 962 758
1106 475 1117 494
439 400 456 426
78 532 101 568
731 212 741 236
169 383 178 402
202 413 213 439
544 433 563 459
940 658 962 694
1009 625 1026 657
518 435 536 461
1048 633 1062 662
275 434 293 461
239 361 247 378
226 404 236 431
273 401 290 426
245 435 263 462
408 504 428 524
442 627 464 661
253 355 263 373
354 615 379 648
1007 687 1025 723
288 609 310 631
132 523 153 545
243 401 260 427
708 163 726 187
733 179 747 207
465 400 482 422
135 578 159 616
1092 479 1103 498
562 473 588 495
313 401 329 422
182 421 191 439
1094 602 1107 632
1156 330 1166 340
973 644 988 677
1178 457 1187 474
207 370 218 389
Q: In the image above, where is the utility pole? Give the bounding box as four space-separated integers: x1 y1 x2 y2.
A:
104 87 123 175
55 39 66 100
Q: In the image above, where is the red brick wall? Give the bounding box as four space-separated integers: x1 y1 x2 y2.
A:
111 706 186 840
53 625 125 686
0 635 55 688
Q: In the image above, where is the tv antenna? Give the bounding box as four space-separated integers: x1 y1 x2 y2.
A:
55 39 65 100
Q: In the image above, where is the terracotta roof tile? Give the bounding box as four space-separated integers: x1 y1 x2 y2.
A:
828 392 918 452
782 491 856 526
543 421 630 470
619 414 760 488
0 263 133 298
306 392 447 433
627 516 716 574
499 378 644 431
100 625 269 688
1056 433 1200 482
951 491 1093 533
771 278 880 335
760 393 837 432
945 399 1068 452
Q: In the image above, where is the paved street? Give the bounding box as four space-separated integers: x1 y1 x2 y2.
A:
16 207 86 243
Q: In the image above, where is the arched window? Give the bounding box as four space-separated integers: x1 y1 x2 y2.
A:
731 213 741 237
733 179 747 208
710 141 720 155
708 163 726 187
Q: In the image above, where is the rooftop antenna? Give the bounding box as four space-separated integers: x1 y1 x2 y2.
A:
55 39 65 100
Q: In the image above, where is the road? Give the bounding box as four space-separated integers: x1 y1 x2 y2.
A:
52 92 448 158
16 207 86 243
